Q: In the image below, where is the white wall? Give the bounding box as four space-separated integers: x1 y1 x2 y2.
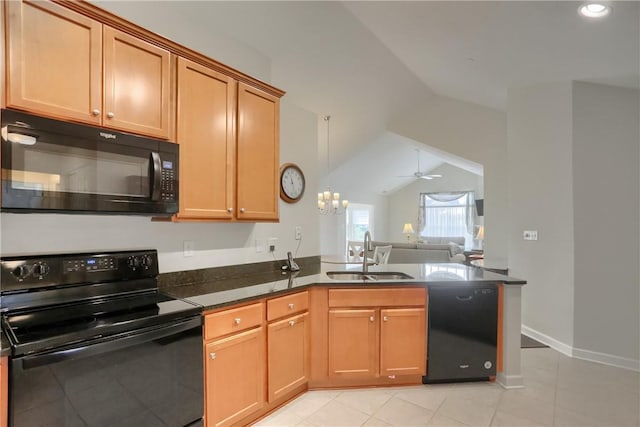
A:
1 99 320 273
389 95 508 267
507 82 576 349
387 163 483 244
571 82 639 362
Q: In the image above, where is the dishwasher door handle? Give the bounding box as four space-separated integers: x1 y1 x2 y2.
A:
456 295 473 301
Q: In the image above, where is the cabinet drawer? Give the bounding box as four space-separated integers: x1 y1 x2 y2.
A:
267 291 309 321
328 288 426 308
205 302 264 340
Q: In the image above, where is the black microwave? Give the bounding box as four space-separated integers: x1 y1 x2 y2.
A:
1 109 178 215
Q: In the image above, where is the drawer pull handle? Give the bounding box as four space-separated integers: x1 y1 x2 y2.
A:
209 352 216 360
288 303 295 309
289 320 295 326
227 208 233 213
91 109 100 116
107 111 115 119
234 318 241 325
240 208 246 213
369 316 374 322
383 316 388 322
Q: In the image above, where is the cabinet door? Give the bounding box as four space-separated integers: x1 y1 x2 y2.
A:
328 309 377 378
267 312 309 402
379 308 426 376
103 26 171 139
6 0 102 124
236 83 279 221
176 58 236 220
205 327 266 427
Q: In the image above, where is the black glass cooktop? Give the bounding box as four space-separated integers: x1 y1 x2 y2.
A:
3 292 201 356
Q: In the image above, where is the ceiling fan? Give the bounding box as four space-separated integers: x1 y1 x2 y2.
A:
398 149 443 180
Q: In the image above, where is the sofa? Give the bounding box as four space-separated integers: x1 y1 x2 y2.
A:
365 237 466 264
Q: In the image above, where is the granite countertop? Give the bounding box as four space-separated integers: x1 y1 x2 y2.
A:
163 262 526 312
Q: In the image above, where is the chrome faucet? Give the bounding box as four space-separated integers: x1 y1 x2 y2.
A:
362 230 372 273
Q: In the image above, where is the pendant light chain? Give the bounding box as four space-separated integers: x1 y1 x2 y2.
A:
318 115 348 214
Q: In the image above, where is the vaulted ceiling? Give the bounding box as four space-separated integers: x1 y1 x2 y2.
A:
97 1 639 191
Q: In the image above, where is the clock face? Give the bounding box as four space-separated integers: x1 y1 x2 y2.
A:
280 163 305 203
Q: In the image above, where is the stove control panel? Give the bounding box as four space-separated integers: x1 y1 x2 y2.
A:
1 250 159 292
64 257 117 273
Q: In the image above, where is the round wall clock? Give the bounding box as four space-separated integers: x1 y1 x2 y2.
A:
279 163 306 203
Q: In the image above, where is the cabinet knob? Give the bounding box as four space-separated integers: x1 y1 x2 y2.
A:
91 109 100 116
227 208 233 213
233 318 241 325
289 320 295 326
240 208 246 213
369 316 375 322
383 316 388 322
288 303 294 310
209 352 216 360
107 112 115 119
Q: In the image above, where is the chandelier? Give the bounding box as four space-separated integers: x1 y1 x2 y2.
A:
318 115 348 214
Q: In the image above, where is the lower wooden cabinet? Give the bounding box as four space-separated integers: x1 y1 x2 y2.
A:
267 312 309 402
1 356 7 427
204 325 266 427
379 308 427 376
328 309 377 378
327 288 427 380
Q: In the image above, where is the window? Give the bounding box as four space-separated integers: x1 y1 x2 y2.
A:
418 192 474 247
345 203 374 249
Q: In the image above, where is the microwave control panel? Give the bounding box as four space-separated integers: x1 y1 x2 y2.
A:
161 160 176 201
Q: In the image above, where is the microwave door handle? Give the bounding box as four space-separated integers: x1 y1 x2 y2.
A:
150 152 162 201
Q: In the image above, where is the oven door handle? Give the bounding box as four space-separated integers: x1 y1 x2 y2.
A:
20 316 202 370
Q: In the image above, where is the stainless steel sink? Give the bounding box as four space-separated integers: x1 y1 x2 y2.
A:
326 271 414 281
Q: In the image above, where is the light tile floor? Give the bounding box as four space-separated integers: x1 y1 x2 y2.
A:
253 348 640 427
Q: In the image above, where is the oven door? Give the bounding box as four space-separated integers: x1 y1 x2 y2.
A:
1 109 178 215
9 316 203 427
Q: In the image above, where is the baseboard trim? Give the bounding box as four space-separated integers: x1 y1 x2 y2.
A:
572 347 640 372
496 372 524 389
521 325 572 357
522 325 640 372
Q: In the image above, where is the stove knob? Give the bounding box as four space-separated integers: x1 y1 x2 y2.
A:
33 263 50 277
140 255 153 269
127 256 140 270
12 265 30 280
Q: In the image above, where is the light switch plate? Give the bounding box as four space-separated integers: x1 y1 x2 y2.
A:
295 226 302 240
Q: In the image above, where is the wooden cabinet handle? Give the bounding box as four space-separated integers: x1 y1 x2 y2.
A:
233 318 241 325
209 352 216 360
288 303 294 309
91 109 100 116
289 320 295 326
107 112 115 119
227 208 233 213
240 208 246 213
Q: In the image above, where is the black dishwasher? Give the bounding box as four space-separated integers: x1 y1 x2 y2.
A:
423 286 498 383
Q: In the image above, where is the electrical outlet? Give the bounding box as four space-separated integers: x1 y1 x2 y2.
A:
183 241 194 257
268 237 277 252
295 226 302 240
255 239 265 253
523 230 538 241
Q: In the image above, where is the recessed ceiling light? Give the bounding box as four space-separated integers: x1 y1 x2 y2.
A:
578 2 612 18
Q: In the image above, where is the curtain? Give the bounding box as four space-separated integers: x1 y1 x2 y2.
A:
418 191 475 239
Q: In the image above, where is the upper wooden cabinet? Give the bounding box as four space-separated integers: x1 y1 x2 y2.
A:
5 0 172 139
176 57 236 220
102 27 172 138
5 0 102 125
175 71 280 222
236 83 280 221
